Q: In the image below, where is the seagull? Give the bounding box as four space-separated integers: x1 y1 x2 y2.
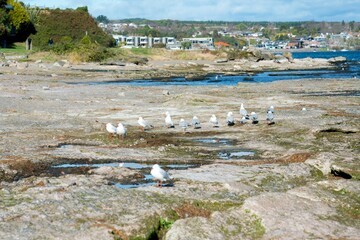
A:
138 117 153 131
106 123 117 139
179 118 188 132
240 103 249 119
116 122 127 139
250 112 258 124
215 74 222 80
209 114 219 127
226 112 235 126
192 116 201 129
266 110 275 125
150 164 172 187
240 116 248 124
268 105 275 113
165 111 174 128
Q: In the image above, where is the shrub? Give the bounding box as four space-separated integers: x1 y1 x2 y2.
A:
30 9 115 50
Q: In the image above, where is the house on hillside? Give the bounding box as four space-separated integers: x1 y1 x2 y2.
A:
112 35 177 48
182 37 214 50
214 41 230 49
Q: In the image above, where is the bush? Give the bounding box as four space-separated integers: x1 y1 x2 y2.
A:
74 42 114 62
31 9 115 50
50 36 74 54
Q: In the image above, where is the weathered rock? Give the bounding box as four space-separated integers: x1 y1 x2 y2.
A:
328 56 347 63
215 58 228 63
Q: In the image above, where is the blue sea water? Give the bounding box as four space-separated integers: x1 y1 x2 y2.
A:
70 50 360 86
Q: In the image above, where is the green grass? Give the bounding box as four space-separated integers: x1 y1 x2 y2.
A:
130 48 153 55
0 42 30 55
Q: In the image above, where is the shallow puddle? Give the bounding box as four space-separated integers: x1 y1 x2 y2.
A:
218 150 255 160
50 161 196 189
52 162 196 170
192 138 236 145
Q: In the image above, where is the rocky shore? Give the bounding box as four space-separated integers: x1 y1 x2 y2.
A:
0 55 359 239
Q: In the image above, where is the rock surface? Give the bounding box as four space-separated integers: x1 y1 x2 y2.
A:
0 56 359 239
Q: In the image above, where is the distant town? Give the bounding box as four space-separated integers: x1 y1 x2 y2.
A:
98 20 360 51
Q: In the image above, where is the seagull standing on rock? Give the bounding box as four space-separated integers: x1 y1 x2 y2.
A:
268 105 275 113
210 114 219 127
192 116 201 129
165 111 174 128
116 122 127 139
240 116 248 124
250 112 259 124
179 118 188 132
226 112 235 126
240 103 249 119
106 123 117 139
150 164 172 187
266 110 275 125
138 117 153 131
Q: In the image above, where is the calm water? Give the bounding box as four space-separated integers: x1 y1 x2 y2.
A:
70 51 359 86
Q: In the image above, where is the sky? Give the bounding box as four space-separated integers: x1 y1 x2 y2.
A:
24 0 360 22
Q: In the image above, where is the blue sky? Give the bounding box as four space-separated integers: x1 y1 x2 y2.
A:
24 0 359 22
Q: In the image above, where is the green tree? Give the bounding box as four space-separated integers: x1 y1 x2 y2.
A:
349 21 355 31
0 6 8 39
76 6 88 13
236 23 248 31
181 41 191 49
96 15 109 24
5 0 35 42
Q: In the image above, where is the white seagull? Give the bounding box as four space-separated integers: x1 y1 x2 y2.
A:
192 116 201 129
240 103 249 119
150 164 172 187
250 112 259 124
240 116 248 124
268 105 275 113
210 114 219 127
165 111 174 128
138 117 153 131
226 112 235 126
266 110 275 125
179 118 188 132
106 123 117 139
116 122 127 139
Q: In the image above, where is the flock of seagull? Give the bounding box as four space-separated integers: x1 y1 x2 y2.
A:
105 103 275 139
106 103 275 187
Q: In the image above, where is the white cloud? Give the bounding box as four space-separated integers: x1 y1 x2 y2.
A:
24 0 360 21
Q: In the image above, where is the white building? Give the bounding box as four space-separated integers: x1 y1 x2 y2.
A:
112 35 177 48
182 37 214 50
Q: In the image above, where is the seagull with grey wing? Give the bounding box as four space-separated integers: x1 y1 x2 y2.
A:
239 116 248 124
179 118 188 132
138 117 153 131
266 110 275 125
106 123 117 140
250 112 259 124
240 103 249 119
268 105 275 113
116 122 127 140
192 116 201 129
165 111 175 128
150 164 172 187
226 112 235 126
210 114 219 127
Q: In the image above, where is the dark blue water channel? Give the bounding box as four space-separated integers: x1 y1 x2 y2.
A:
69 51 360 86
